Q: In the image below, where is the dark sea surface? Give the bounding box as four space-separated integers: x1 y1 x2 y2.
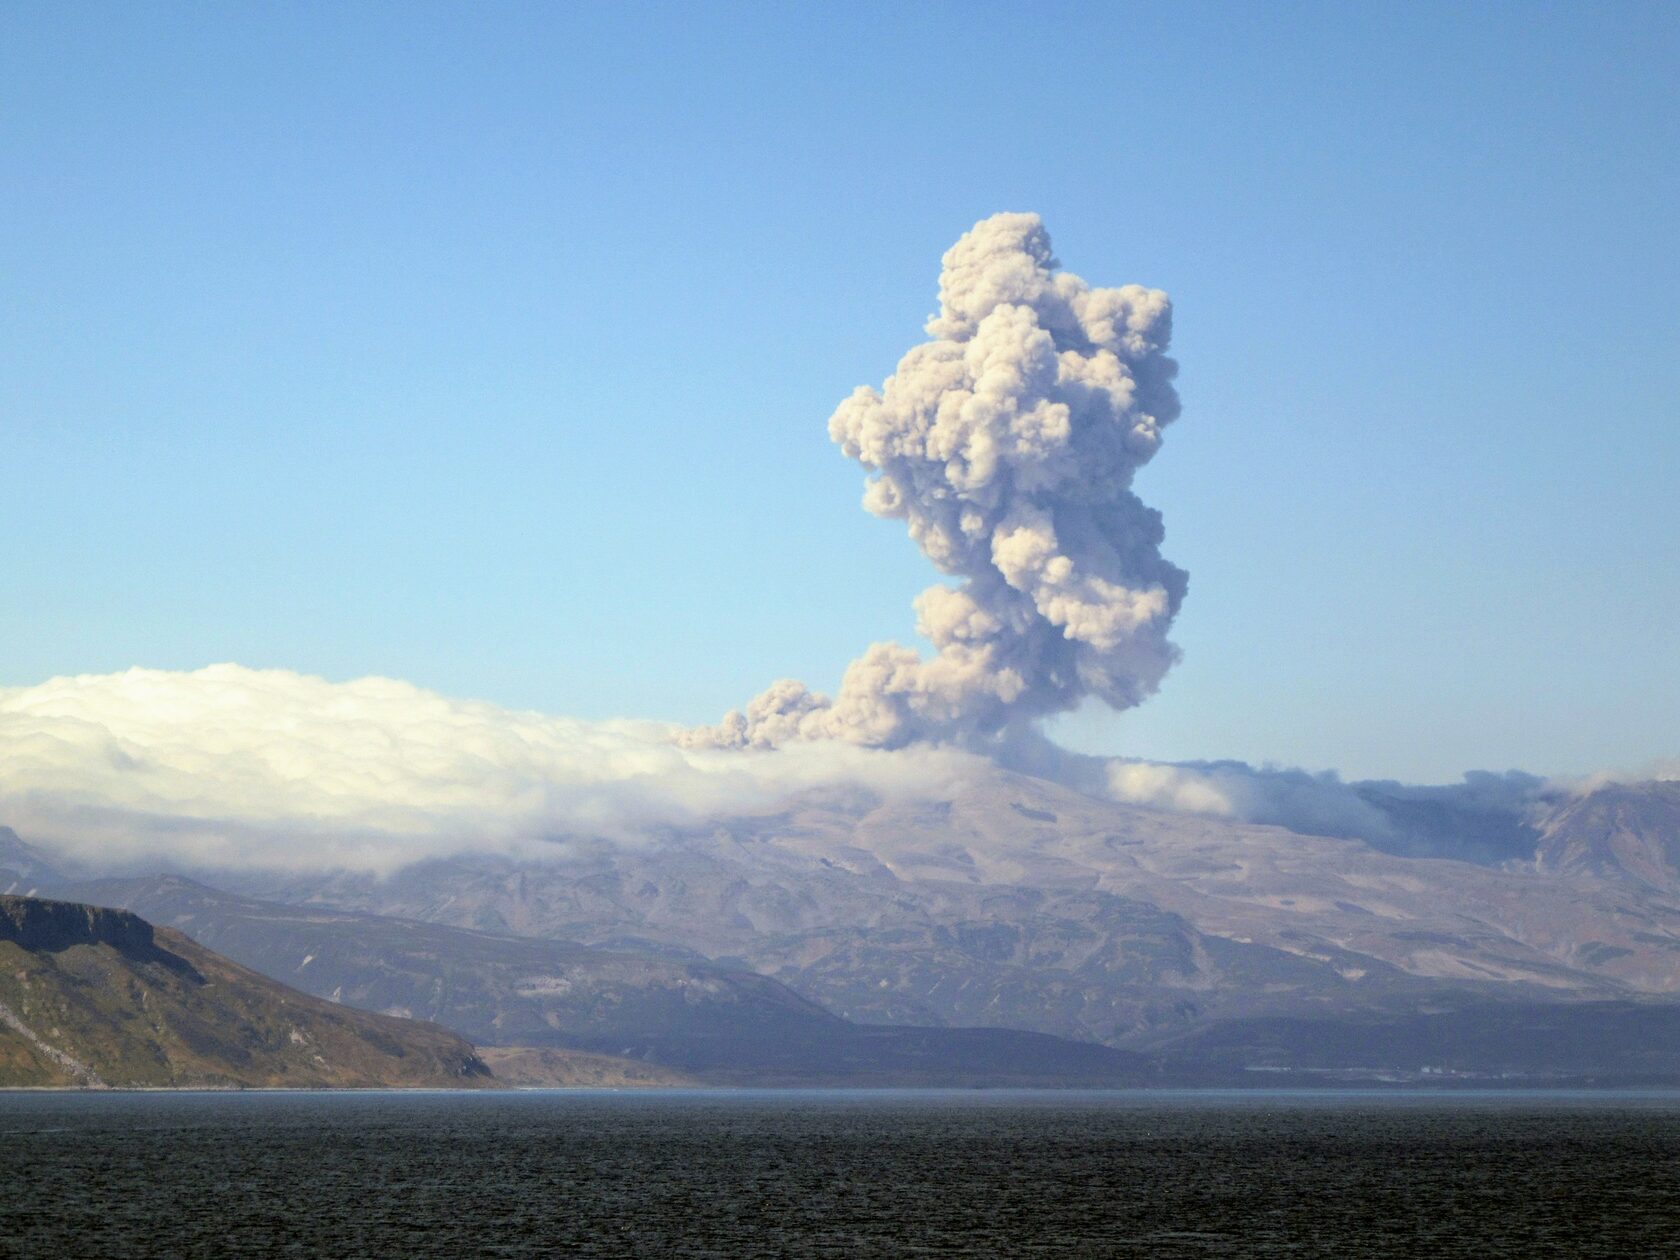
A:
3 1089 1679 1258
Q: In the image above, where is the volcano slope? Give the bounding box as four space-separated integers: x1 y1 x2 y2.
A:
220 770 1680 1066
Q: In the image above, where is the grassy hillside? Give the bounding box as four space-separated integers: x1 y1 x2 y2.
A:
0 896 491 1088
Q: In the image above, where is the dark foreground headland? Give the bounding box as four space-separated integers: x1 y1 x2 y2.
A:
0 894 489 1088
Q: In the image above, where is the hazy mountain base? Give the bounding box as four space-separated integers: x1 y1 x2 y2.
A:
474 1047 697 1087
33 869 1680 1086
1141 998 1680 1085
49 877 1157 1086
60 874 838 1051
63 869 1657 1084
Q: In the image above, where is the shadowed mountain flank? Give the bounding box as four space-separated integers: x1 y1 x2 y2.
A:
0 828 61 892
61 876 1154 1086
62 875 838 1051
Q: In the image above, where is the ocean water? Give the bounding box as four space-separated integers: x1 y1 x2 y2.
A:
2 1090 1678 1257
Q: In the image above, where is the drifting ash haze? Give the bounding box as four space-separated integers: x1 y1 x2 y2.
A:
686 212 1186 751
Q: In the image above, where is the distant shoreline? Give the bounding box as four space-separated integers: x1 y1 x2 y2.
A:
9 1084 1680 1099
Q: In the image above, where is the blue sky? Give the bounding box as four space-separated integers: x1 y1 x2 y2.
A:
2 1 1676 782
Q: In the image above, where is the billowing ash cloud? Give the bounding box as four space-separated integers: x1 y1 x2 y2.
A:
0 665 985 874
686 212 1185 750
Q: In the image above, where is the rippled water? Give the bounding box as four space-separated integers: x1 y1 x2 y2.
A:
3 1090 1679 1257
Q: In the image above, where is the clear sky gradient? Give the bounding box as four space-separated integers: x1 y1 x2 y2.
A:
3 2 1676 782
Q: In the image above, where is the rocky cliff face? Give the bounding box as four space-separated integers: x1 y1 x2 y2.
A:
0 896 160 958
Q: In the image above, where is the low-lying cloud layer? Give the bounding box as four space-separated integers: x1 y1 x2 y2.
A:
0 666 1663 876
1102 758 1554 863
0 665 986 874
687 212 1185 751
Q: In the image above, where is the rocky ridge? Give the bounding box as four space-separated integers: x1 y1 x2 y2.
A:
0 894 491 1089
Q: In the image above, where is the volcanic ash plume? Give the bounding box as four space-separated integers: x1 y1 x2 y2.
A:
687 212 1186 751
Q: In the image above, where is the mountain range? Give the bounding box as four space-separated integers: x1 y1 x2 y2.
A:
5 769 1679 1085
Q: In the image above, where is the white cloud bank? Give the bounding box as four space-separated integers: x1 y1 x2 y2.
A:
0 664 986 874
1 665 1668 877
